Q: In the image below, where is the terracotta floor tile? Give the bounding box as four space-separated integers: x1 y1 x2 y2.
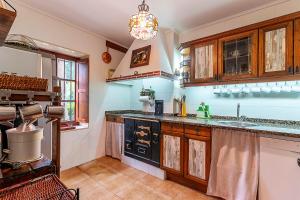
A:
61 156 217 200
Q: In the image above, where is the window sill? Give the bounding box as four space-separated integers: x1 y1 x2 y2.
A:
61 123 89 133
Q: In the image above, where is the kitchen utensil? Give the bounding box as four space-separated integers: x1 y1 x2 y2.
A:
261 83 271 93
181 95 187 117
173 98 181 116
231 85 241 94
19 104 43 123
242 84 250 94
44 105 64 119
102 47 112 64
292 81 300 92
221 86 230 95
251 84 261 93
213 86 221 95
154 100 164 116
0 105 16 122
6 123 43 163
281 82 291 92
271 83 281 93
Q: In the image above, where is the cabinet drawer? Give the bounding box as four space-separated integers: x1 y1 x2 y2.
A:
106 115 124 123
161 122 184 134
185 125 211 137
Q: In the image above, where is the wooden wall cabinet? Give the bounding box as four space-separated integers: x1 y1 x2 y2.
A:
259 21 294 77
0 7 16 46
183 11 300 87
218 30 258 81
294 19 300 75
161 122 211 191
190 40 218 83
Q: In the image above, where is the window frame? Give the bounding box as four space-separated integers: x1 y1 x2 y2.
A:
56 55 78 125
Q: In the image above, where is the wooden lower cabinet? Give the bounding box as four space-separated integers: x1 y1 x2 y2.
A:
160 122 211 192
161 132 184 175
184 134 211 185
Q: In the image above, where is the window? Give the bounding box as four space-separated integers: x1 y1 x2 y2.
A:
57 58 76 122
53 53 89 128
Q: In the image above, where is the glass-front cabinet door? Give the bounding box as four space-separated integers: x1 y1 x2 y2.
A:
191 40 218 83
259 21 293 77
294 19 300 75
218 30 258 80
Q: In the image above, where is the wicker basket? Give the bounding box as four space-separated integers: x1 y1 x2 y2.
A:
0 73 48 91
0 174 78 200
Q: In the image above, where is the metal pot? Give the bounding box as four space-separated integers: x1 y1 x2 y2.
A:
44 105 64 118
0 106 16 122
6 123 43 162
19 104 43 122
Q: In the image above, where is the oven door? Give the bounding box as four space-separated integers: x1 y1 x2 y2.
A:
134 143 151 159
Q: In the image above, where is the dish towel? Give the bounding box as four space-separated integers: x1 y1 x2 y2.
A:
207 128 259 200
105 121 124 160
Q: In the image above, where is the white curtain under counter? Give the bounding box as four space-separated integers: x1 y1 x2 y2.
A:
105 116 124 160
207 128 259 200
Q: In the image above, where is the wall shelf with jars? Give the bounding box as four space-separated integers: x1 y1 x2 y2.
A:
179 47 191 85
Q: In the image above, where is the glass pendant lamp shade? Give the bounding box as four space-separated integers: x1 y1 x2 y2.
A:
129 0 158 40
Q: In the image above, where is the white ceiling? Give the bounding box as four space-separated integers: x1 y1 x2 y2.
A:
17 0 280 47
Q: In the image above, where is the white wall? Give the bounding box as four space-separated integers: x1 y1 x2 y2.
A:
180 0 300 43
130 78 300 121
0 46 42 77
7 0 131 170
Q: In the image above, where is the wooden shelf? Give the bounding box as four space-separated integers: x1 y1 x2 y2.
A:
0 6 16 46
0 89 58 102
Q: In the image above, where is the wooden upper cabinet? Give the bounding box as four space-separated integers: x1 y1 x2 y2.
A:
259 21 294 77
218 30 258 81
294 19 300 75
191 40 218 83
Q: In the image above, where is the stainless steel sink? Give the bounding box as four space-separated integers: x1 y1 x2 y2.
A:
218 120 259 127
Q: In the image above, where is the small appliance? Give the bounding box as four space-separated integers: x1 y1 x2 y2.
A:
154 100 163 116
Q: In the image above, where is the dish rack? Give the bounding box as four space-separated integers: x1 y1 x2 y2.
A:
0 174 79 200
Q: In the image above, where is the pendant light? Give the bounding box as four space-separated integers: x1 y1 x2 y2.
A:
128 0 158 40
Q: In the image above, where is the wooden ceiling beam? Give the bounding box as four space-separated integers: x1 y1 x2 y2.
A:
106 40 128 53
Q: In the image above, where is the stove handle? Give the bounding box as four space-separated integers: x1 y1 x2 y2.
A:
137 147 146 155
153 133 160 144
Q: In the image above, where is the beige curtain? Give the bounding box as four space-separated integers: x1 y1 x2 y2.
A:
207 128 259 200
105 121 124 160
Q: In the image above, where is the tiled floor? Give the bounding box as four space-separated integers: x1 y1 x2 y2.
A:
61 156 218 200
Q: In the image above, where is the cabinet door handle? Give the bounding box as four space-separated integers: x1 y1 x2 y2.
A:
153 133 160 144
296 66 300 74
214 74 218 80
297 158 300 167
288 66 294 75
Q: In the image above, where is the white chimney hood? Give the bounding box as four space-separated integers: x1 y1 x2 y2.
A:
107 29 179 82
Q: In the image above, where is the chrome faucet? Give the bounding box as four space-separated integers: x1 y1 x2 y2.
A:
237 103 240 121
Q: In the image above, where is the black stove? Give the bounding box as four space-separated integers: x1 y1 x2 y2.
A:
124 118 160 167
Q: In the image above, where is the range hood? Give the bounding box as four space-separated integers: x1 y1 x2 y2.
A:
107 29 179 82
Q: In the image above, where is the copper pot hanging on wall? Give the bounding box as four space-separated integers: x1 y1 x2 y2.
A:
102 47 112 64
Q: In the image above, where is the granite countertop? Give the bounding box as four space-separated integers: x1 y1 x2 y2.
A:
106 111 300 138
